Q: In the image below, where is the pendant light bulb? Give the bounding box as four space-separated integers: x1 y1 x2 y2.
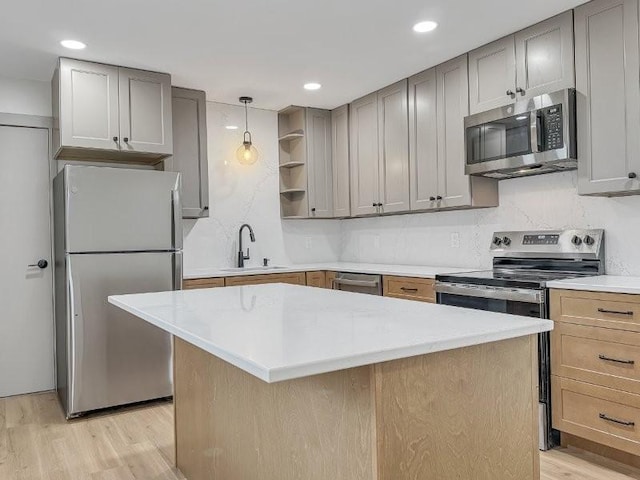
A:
236 96 259 165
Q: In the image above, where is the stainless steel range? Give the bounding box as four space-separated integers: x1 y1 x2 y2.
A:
435 229 605 451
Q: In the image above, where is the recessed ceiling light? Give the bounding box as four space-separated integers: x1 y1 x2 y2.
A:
225 125 239 130
60 39 87 50
304 82 322 91
413 21 438 33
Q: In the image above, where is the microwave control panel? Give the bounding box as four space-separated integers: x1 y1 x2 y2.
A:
540 104 563 150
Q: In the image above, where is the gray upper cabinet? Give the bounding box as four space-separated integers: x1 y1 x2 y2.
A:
468 37 517 114
331 105 351 217
56 58 120 152
52 58 172 162
409 68 439 211
575 0 640 195
515 11 575 100
349 92 380 216
306 108 333 218
118 68 173 156
436 55 473 208
469 11 575 115
377 80 410 214
165 87 209 218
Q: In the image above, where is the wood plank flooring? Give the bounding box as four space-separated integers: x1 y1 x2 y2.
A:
0 391 639 479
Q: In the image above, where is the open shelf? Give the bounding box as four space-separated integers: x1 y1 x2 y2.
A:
278 130 304 142
279 161 305 169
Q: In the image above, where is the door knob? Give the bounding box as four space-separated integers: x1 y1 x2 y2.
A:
28 259 48 269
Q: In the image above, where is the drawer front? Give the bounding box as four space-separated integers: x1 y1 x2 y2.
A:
225 272 306 287
306 271 327 288
183 277 225 289
551 289 640 331
552 376 640 456
383 276 435 303
552 322 640 394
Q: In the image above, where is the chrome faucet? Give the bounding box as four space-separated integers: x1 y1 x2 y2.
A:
237 223 256 268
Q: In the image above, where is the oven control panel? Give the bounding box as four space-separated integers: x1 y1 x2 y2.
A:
522 234 559 245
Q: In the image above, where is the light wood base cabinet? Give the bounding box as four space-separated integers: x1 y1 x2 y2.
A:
305 271 327 288
551 288 640 461
174 334 539 480
224 272 306 287
183 277 224 289
382 275 435 302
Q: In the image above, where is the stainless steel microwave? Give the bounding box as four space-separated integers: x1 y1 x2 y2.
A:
464 89 577 179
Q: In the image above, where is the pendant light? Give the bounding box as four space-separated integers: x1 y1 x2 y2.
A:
236 96 259 165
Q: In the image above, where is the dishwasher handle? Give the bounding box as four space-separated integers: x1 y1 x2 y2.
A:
332 278 381 289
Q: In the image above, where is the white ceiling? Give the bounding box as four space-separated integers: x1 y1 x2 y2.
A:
1 0 587 111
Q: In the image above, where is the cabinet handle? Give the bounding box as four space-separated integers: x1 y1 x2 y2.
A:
630 172 638 179
113 136 118 142
429 196 436 201
599 354 635 365
123 137 129 143
599 413 635 427
516 87 525 95
506 90 515 96
372 203 377 207
311 207 316 213
436 196 443 200
400 287 419 292
598 308 634 316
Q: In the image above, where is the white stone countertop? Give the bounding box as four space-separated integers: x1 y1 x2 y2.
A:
548 275 640 295
183 262 475 280
109 283 552 383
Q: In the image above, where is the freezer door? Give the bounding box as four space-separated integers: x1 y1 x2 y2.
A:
66 251 180 416
62 165 182 253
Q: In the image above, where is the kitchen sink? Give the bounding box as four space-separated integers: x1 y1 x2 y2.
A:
219 266 288 273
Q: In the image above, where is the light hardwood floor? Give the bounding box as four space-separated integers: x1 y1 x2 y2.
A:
1 391 639 480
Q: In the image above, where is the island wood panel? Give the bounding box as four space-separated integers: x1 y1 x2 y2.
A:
306 271 327 288
173 337 374 480
374 334 539 480
223 272 306 287
382 275 435 302
551 289 640 332
182 277 225 289
174 334 539 480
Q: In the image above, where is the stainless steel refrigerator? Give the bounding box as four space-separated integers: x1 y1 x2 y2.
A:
53 165 182 418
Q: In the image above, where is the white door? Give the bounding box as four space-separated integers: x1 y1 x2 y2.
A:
0 125 54 397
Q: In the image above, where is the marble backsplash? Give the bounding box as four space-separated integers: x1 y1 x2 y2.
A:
340 171 640 275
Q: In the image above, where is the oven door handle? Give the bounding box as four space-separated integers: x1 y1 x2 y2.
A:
435 282 543 304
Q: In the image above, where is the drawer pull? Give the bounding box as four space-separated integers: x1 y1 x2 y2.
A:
598 308 634 316
598 354 635 365
400 287 419 293
599 413 635 427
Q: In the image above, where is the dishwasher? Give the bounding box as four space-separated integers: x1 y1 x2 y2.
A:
331 272 382 295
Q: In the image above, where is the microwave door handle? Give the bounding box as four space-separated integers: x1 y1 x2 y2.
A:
530 111 540 153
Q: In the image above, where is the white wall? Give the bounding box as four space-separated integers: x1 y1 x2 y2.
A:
0 77 51 117
340 171 640 275
182 101 341 271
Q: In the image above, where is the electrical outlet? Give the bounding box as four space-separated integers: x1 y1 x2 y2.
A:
305 236 312 249
450 232 460 248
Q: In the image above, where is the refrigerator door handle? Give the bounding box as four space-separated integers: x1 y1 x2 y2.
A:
67 259 80 414
171 189 183 250
173 252 183 291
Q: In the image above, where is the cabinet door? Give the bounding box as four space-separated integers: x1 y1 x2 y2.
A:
468 36 517 114
409 68 439 211
436 55 472 208
377 80 410 214
59 59 120 151
306 108 333 218
331 105 351 217
118 68 173 156
349 92 379 216
575 0 640 195
167 87 209 218
515 11 575 100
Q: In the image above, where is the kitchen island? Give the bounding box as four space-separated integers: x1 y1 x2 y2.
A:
109 283 553 480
